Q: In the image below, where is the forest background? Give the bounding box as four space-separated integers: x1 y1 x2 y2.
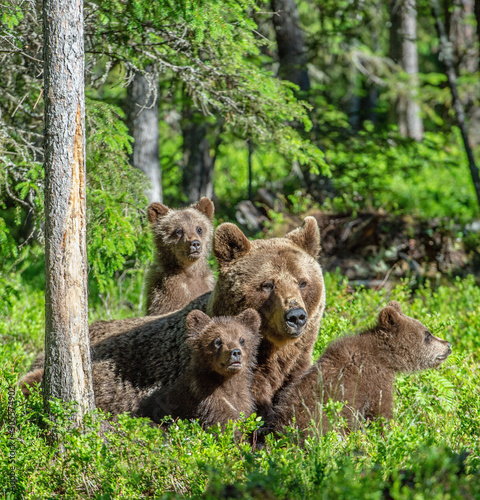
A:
1 0 480 498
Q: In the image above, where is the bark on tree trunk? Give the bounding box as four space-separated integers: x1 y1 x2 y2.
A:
271 0 310 91
476 0 480 58
126 66 162 203
446 0 480 145
432 0 480 208
182 113 215 204
390 0 424 141
271 0 333 202
43 0 95 423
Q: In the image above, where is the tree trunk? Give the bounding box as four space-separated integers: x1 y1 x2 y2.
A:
43 0 95 423
126 66 162 203
271 0 310 91
432 0 480 208
476 0 480 60
446 0 480 145
390 0 424 141
271 0 333 202
182 113 215 204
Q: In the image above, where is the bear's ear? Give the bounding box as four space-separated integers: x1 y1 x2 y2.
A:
185 310 212 339
148 202 170 224
285 216 320 258
213 223 251 265
193 197 215 219
387 300 403 314
236 308 261 334
378 305 402 331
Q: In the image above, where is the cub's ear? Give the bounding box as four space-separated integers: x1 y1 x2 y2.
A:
236 308 261 334
285 216 320 258
148 202 169 224
378 305 402 331
193 197 215 219
185 310 212 339
213 223 251 265
387 300 403 314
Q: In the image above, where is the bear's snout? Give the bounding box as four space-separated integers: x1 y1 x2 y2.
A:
231 348 242 362
189 240 202 255
437 341 452 360
225 348 243 372
284 308 308 335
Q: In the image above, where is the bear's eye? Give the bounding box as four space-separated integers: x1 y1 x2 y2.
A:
176 228 184 237
214 338 222 349
261 281 275 292
239 338 245 347
424 331 432 343
196 226 203 235
299 280 307 289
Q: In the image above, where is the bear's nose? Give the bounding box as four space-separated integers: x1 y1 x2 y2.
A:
285 308 308 329
231 349 242 361
190 240 201 252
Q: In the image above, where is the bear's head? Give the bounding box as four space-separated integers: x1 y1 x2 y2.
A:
185 309 261 378
374 301 452 372
148 197 214 266
210 217 325 345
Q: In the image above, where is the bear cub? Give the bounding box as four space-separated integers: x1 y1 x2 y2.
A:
271 301 452 435
146 197 215 316
136 308 261 428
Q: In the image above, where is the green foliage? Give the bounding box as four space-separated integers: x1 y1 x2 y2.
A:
86 98 151 292
2 269 480 498
321 127 479 222
0 215 17 260
0 3 23 30
89 0 326 173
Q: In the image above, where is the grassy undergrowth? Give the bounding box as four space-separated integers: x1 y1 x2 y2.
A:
1 267 480 498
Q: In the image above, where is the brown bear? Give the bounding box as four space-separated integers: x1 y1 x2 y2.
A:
21 217 326 420
135 309 261 428
145 197 215 315
269 301 452 435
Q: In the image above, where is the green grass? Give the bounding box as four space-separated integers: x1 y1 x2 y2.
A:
1 269 480 498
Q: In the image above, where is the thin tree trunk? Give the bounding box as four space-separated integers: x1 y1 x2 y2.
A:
271 0 310 91
432 0 480 208
271 0 334 201
43 0 94 423
446 0 480 145
390 0 423 140
248 138 253 202
126 66 162 203
182 113 215 204
476 0 480 59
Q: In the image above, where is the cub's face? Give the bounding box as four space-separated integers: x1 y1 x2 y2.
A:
211 217 325 345
186 309 261 378
148 198 214 265
377 301 452 372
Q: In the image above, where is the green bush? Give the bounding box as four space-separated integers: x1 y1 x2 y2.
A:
1 268 480 498
322 127 479 223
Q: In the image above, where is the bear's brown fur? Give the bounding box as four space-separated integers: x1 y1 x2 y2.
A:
21 217 326 419
145 197 215 315
270 301 452 435
209 217 325 417
19 368 44 397
135 309 261 428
